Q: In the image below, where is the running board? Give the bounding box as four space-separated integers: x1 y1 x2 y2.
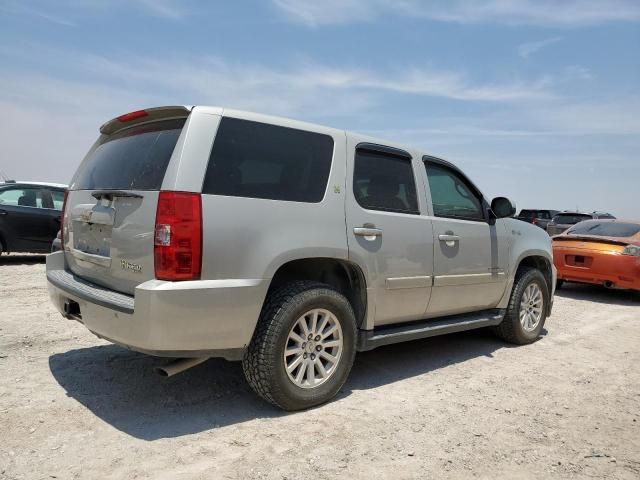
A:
357 309 505 352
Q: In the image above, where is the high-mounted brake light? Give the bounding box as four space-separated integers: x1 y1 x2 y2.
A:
117 110 148 123
154 192 202 281
60 190 69 248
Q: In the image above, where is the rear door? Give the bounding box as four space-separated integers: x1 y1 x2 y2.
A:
0 186 55 251
64 115 189 295
423 159 509 317
345 142 434 327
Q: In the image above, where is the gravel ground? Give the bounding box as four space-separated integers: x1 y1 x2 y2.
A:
1 254 639 479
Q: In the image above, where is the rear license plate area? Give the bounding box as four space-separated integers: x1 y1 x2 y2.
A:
565 255 593 268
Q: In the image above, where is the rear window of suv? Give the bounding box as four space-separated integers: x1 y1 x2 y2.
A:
202 117 334 203
71 119 186 191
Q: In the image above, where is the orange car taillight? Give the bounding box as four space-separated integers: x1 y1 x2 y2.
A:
154 191 202 281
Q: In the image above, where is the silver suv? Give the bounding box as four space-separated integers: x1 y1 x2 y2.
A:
47 106 555 410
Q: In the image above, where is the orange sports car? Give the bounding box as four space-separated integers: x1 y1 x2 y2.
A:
553 219 640 291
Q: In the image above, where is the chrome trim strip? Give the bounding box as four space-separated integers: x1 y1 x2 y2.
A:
434 272 505 287
385 276 432 290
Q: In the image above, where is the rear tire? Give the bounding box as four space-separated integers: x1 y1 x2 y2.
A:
243 281 357 411
556 279 564 289
494 267 549 345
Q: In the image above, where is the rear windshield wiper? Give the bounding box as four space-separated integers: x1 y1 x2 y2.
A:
91 190 143 200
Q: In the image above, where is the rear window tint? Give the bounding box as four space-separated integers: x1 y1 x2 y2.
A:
202 118 334 203
568 221 640 238
71 119 185 191
552 214 592 224
518 210 537 218
354 149 419 215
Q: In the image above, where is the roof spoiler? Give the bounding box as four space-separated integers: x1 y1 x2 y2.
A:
99 106 193 135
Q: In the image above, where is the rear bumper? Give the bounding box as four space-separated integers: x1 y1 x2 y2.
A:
46 251 269 359
555 251 640 291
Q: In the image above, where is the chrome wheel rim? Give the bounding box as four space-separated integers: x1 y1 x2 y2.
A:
283 308 343 389
520 283 544 332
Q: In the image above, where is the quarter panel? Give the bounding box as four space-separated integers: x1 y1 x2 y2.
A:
200 129 348 281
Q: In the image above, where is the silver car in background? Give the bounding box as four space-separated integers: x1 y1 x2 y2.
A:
47 106 555 410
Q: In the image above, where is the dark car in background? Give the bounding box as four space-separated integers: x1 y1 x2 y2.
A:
547 211 616 236
0 181 67 254
516 209 560 230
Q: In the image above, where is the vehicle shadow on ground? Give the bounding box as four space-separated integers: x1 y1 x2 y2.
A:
0 254 46 265
49 329 504 441
555 282 639 306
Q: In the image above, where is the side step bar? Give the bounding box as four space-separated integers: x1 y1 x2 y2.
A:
357 309 505 352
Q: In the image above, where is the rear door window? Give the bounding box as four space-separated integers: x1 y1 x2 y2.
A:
202 117 334 203
71 119 185 191
0 188 44 208
353 148 419 215
50 190 65 210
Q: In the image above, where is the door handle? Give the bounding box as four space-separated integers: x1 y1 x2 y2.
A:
354 227 382 238
0 209 7 216
438 234 460 242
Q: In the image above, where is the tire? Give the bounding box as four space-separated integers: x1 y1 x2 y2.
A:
494 267 549 345
556 279 564 289
243 281 357 411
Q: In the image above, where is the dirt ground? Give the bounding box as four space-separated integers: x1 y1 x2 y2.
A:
0 254 639 480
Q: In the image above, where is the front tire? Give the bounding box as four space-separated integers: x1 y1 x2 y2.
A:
494 267 549 345
243 281 357 411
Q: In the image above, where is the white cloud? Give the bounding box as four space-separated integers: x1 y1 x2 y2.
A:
518 37 562 59
272 0 640 27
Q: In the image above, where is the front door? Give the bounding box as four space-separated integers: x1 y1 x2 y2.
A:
345 142 434 328
423 160 510 317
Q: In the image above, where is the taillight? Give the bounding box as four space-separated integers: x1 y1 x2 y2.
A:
532 217 537 225
60 190 69 248
154 191 202 281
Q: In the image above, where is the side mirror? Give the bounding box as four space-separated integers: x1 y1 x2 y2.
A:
490 197 516 219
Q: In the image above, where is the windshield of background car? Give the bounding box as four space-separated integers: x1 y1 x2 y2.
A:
568 221 640 238
552 213 591 224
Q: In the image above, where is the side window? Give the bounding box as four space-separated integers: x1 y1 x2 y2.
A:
202 117 334 203
50 190 65 210
353 148 419 214
425 163 484 221
0 188 43 208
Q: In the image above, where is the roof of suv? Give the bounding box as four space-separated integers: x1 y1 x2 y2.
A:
104 105 420 158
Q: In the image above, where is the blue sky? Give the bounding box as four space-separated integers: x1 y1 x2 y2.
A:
1 0 638 218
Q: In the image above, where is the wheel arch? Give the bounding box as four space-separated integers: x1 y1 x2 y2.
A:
516 254 553 294
265 257 368 328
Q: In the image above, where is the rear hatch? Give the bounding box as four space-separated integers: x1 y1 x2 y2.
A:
63 107 190 295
